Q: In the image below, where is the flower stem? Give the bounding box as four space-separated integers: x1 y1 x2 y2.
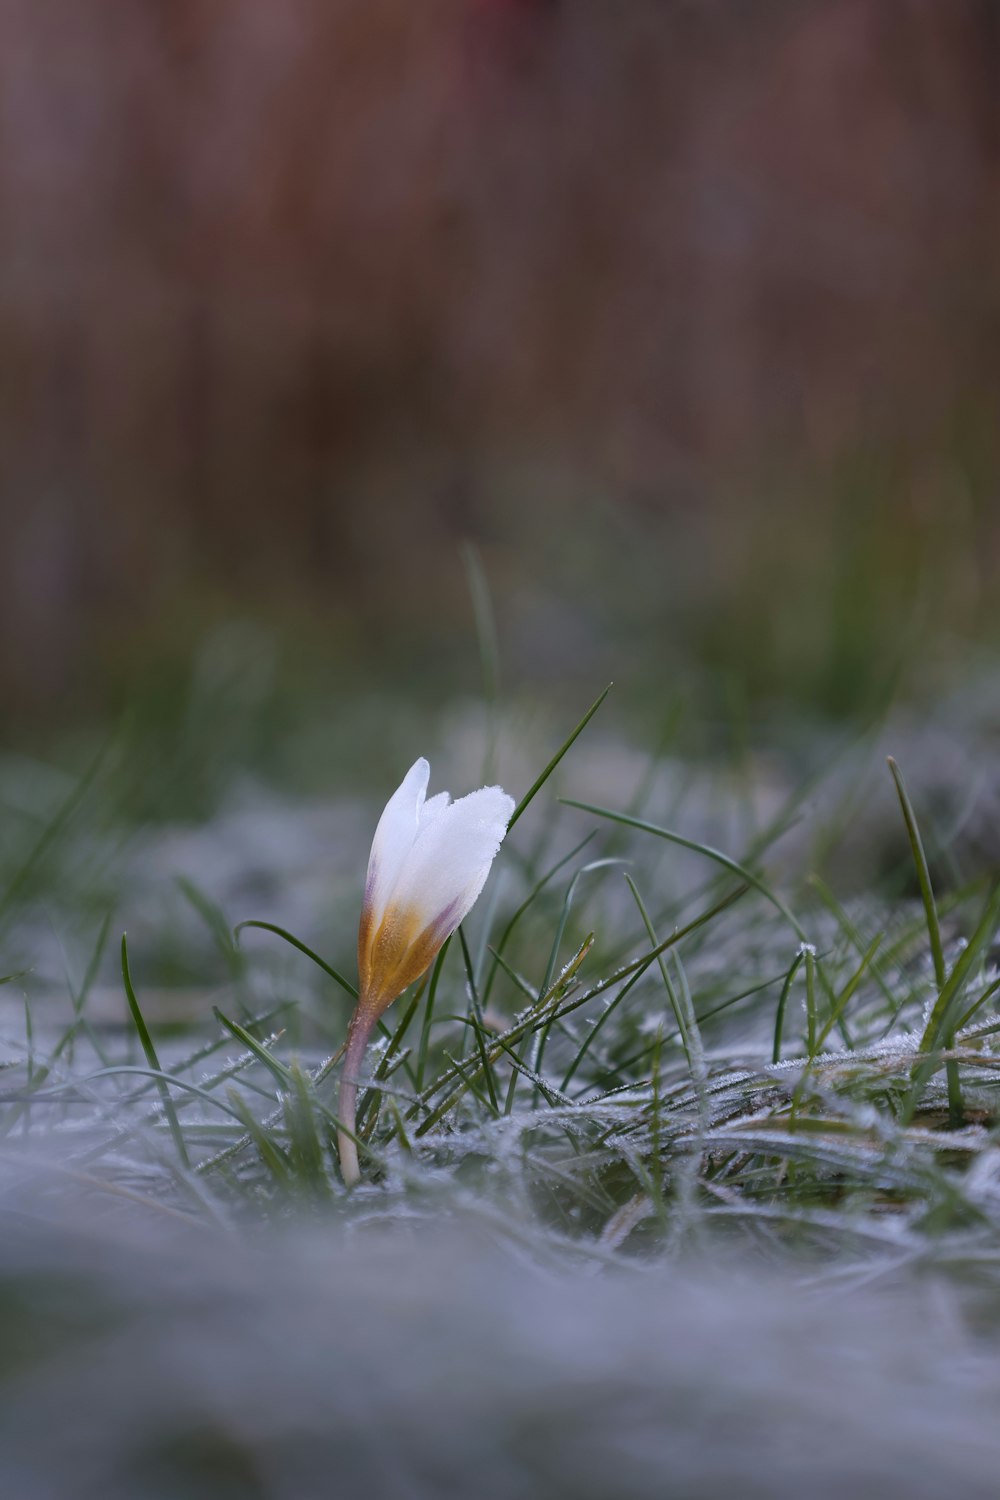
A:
337 1005 375 1186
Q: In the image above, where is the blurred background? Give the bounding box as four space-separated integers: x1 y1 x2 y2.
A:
1 0 998 747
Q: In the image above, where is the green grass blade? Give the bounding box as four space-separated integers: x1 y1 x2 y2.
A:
815 932 883 1052
225 1087 292 1185
920 884 1000 1055
626 875 700 1079
887 758 946 988
772 952 805 1064
120 934 190 1168
888 754 961 1124
213 1007 292 1087
234 919 358 1000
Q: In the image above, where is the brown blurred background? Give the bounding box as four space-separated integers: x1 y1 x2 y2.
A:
1 0 998 723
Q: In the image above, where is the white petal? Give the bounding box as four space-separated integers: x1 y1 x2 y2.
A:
391 785 514 941
363 757 429 930
418 790 451 831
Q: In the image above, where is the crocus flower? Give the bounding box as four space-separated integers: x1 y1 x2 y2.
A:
338 757 514 1185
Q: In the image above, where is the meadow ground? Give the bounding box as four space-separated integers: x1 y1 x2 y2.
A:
4 658 1000 1496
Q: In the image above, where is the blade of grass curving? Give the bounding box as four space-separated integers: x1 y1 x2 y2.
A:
492 1034 571 1109
121 934 189 1167
807 873 902 1017
506 684 612 834
919 884 1000 1057
888 758 946 986
561 798 806 941
772 952 805 1064
234 920 358 1000
626 875 697 1077
888 754 960 1124
225 1087 292 1185
213 1007 292 1088
815 932 883 1052
440 1051 497 1117
44 1066 247 1121
955 973 1000 1034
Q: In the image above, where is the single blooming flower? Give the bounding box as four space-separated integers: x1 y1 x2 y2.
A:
338 757 514 1185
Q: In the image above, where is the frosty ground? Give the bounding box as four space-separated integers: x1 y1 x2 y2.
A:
3 679 1000 1498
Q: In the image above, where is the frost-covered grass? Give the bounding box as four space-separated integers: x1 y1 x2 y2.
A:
6 678 1000 1496
4 683 1000 1283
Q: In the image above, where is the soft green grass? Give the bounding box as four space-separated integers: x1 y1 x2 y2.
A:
3 684 1000 1280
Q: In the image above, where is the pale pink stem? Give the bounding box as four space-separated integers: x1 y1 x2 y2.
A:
337 1005 376 1186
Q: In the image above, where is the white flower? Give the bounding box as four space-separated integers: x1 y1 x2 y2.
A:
338 758 514 1184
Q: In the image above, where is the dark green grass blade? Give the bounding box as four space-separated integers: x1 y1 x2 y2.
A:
919 884 1000 1056
807 872 903 1018
626 875 700 1078
888 758 946 988
888 754 961 1125
213 1007 292 1088
815 932 883 1052
772 952 805 1064
225 1087 292 1184
234 920 358 999
954 973 1000 1034
120 934 190 1168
